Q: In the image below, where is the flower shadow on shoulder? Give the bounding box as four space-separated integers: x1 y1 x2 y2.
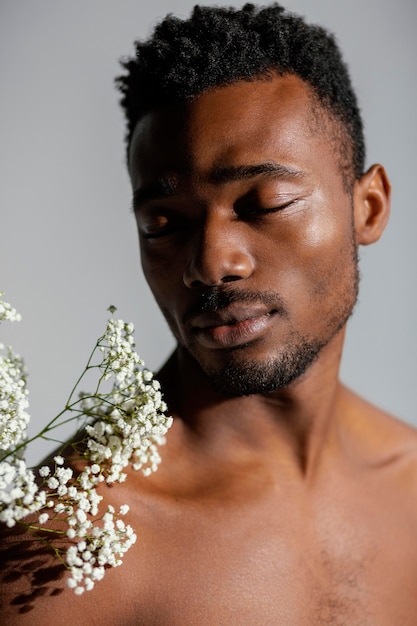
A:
0 522 67 616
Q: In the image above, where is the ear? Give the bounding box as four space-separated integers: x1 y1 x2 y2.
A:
353 164 391 245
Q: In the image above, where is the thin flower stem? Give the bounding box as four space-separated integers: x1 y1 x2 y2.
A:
65 337 106 407
0 341 108 463
17 524 69 567
25 523 67 536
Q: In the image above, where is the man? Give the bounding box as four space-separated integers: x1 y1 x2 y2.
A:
2 4 417 624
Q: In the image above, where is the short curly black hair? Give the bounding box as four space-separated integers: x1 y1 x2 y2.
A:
116 3 365 185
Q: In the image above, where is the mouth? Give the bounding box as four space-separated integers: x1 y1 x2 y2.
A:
190 306 277 349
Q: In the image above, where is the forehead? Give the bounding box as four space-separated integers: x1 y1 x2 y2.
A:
129 74 340 188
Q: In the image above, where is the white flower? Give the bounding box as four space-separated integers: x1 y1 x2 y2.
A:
47 477 59 490
0 294 22 323
0 350 30 451
0 296 173 593
0 458 44 526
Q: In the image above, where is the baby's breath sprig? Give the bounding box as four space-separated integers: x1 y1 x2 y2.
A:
0 292 173 594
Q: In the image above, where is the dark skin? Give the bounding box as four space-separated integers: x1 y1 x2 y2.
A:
2 74 417 625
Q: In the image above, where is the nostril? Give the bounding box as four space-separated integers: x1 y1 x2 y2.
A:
188 274 243 288
222 275 242 283
189 278 206 288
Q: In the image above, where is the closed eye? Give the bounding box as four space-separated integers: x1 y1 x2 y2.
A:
236 199 297 219
141 224 178 239
138 211 188 240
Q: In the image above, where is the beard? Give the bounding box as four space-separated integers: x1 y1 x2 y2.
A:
160 233 360 398
201 334 328 397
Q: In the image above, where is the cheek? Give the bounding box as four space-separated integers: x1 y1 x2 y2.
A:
140 244 186 306
141 257 169 298
302 211 340 249
265 207 353 262
258 202 355 300
300 207 356 298
300 183 353 253
298 186 353 252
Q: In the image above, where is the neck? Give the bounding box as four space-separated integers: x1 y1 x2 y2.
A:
157 331 347 479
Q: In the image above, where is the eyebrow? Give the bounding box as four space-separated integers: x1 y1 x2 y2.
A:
209 162 304 184
132 178 178 209
132 162 304 209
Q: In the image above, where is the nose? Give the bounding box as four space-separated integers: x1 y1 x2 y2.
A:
183 213 254 288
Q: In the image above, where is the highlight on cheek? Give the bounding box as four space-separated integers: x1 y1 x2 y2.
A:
300 201 344 250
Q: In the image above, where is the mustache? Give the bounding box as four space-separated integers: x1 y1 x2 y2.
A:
184 287 288 319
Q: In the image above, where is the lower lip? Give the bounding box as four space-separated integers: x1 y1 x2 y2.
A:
194 314 273 349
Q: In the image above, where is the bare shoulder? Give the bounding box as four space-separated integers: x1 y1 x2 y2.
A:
0 455 164 625
0 507 138 625
0 519 69 624
341 384 417 486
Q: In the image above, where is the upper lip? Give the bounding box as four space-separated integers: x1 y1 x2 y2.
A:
190 305 274 330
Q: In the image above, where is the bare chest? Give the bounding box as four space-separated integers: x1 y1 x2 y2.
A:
14 471 417 626
101 494 417 626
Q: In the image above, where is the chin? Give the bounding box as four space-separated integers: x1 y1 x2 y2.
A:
199 340 323 397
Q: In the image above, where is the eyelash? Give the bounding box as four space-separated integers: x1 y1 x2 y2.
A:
237 200 296 218
140 200 298 240
141 219 184 240
143 229 176 240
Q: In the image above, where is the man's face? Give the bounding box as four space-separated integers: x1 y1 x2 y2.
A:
129 74 359 396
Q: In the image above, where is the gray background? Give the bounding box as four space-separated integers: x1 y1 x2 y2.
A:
1 0 416 464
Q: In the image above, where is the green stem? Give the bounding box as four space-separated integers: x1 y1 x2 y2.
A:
0 337 108 463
